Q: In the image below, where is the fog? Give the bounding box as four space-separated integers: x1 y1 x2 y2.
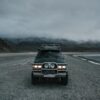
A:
0 0 100 41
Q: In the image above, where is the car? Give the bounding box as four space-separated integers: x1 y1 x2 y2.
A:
31 44 68 85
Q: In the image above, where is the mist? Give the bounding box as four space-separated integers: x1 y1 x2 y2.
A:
0 0 100 41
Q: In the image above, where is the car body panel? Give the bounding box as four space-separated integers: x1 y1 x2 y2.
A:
32 45 68 79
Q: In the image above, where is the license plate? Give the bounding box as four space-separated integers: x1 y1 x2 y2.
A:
44 74 55 78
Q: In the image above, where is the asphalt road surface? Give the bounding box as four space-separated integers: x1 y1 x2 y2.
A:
0 53 100 100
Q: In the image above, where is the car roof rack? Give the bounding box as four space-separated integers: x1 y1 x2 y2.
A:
39 44 61 51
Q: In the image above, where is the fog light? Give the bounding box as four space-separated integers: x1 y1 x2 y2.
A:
51 64 55 69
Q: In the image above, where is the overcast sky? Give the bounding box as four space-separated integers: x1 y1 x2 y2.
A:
0 0 100 41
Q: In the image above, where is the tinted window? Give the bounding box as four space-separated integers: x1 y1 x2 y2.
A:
36 50 61 58
35 50 64 63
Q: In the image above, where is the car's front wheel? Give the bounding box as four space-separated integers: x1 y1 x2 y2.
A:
31 71 37 85
61 73 68 85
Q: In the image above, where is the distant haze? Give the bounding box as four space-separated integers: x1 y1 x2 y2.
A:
0 0 100 41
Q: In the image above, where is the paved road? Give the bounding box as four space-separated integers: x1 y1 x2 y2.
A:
0 53 100 100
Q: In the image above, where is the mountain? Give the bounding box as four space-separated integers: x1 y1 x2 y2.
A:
0 38 11 52
0 37 100 52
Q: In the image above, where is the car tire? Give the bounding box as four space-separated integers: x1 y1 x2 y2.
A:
61 73 68 85
31 71 37 85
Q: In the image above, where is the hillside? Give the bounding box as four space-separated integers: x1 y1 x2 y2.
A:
0 37 100 52
0 38 11 52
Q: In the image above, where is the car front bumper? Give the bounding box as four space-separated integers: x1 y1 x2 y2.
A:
32 71 68 78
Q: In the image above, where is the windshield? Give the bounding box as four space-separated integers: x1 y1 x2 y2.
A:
35 50 64 63
37 50 61 58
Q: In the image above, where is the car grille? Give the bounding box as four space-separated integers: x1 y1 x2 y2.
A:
42 70 57 74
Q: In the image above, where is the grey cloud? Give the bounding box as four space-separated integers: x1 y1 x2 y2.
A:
0 0 100 41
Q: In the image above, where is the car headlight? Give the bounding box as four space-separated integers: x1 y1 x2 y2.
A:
34 65 38 68
38 65 42 68
58 66 62 69
32 65 42 69
62 66 66 69
58 65 66 69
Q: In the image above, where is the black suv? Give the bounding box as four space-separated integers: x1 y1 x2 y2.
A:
31 44 68 85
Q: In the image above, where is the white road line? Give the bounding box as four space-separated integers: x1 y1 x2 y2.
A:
73 55 78 57
73 55 100 65
88 60 100 65
81 58 87 61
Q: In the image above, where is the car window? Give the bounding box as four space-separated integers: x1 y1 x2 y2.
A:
36 50 62 58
